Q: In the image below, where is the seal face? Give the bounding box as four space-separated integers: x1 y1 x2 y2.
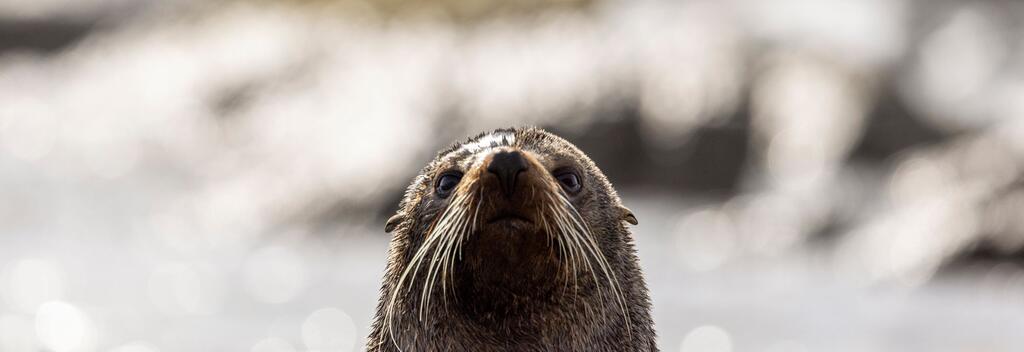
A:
367 127 656 351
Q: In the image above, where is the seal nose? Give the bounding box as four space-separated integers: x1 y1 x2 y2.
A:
487 150 528 198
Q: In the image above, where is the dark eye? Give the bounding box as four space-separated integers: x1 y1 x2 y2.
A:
435 172 462 198
555 171 581 194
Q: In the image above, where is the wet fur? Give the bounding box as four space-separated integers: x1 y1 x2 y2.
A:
367 127 657 351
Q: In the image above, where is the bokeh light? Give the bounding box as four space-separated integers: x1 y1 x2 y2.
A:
301 308 356 352
680 325 733 352
674 208 737 272
35 301 96 352
3 258 65 314
243 245 308 304
147 262 224 315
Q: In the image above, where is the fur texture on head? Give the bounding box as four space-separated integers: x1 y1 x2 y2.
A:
367 127 656 351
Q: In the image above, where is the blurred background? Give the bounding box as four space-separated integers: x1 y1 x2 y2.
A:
2 0 1024 351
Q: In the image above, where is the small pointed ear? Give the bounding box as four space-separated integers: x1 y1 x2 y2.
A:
619 206 638 225
384 213 404 233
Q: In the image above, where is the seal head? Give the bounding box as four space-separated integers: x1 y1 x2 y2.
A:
368 127 656 351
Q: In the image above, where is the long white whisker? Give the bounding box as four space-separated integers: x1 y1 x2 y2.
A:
549 198 595 302
450 188 482 300
542 214 570 289
386 191 467 347
421 197 470 319
557 193 633 337
550 201 600 300
436 197 473 310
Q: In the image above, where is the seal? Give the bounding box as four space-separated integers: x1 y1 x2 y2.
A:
367 127 657 351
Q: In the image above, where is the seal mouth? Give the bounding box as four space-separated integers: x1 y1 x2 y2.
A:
487 212 533 225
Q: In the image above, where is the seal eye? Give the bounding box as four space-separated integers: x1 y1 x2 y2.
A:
555 171 582 194
435 172 462 198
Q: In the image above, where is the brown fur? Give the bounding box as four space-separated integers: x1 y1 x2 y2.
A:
367 127 657 351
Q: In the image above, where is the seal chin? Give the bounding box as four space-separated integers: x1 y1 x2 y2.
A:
459 219 559 299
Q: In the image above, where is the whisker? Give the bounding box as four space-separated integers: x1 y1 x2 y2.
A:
436 197 474 311
452 187 483 296
556 192 633 336
386 190 469 347
549 201 598 300
421 195 471 319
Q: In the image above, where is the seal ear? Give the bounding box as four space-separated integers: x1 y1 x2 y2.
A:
619 206 638 225
384 213 404 233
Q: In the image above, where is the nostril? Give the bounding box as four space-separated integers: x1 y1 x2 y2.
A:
487 151 528 197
